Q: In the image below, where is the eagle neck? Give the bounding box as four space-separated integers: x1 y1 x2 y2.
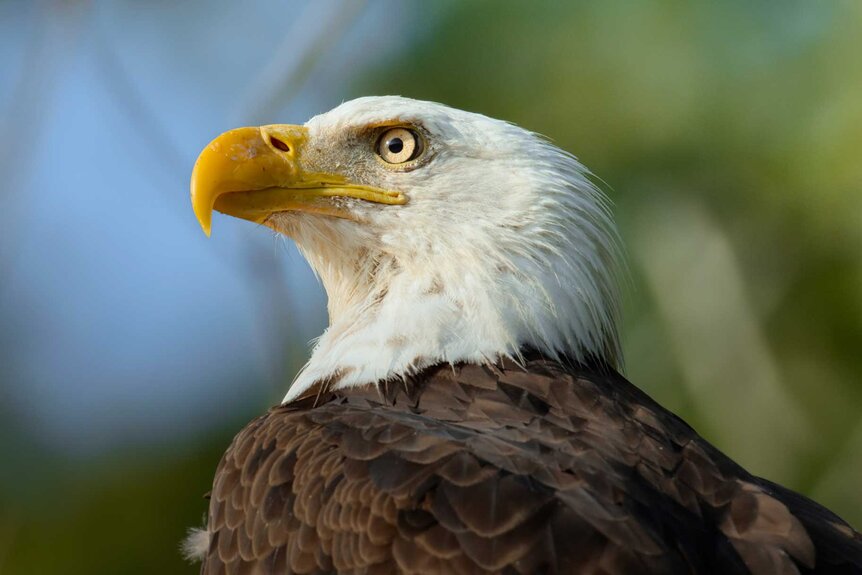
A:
283 246 522 402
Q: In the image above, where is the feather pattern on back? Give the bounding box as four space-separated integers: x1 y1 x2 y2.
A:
197 355 862 574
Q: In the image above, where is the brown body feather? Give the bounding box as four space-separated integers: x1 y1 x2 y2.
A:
199 355 862 574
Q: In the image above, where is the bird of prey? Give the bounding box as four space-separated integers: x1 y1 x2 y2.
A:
186 96 862 574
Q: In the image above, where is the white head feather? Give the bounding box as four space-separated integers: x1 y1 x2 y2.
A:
271 96 622 403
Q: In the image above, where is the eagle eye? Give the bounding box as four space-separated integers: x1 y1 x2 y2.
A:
377 127 422 164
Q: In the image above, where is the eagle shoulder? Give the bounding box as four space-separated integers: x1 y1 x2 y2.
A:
198 356 862 574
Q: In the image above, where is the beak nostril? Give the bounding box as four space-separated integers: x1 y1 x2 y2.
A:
270 136 290 152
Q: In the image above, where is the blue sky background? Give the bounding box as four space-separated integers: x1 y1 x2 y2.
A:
0 0 421 452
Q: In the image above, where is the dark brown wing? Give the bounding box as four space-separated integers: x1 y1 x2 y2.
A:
199 356 862 574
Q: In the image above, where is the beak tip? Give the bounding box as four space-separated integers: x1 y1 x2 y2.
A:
198 217 212 237
193 202 213 236
191 185 213 237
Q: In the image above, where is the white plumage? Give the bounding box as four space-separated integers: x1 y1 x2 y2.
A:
269 97 622 402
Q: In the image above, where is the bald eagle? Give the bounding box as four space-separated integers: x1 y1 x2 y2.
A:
187 97 861 574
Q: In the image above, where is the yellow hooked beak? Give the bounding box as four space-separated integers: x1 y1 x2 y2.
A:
190 125 407 236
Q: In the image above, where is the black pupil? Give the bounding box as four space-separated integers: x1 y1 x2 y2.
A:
387 137 404 154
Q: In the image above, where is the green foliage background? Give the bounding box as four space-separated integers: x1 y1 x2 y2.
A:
1 1 860 573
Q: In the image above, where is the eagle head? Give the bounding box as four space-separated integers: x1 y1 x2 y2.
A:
192 96 621 401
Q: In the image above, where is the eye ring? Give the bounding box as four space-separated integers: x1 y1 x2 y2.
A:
377 127 422 164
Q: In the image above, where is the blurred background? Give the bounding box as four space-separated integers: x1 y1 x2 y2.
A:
1 0 860 572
